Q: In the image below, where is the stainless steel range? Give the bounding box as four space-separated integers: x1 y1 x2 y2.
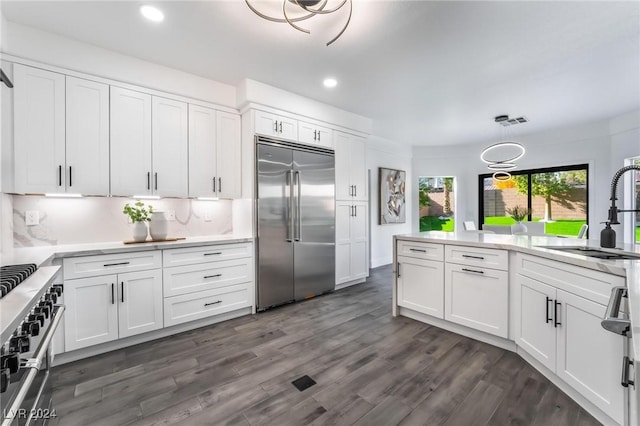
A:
0 264 64 426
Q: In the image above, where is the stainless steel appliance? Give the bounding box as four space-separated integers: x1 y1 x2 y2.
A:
1 265 64 426
256 137 335 310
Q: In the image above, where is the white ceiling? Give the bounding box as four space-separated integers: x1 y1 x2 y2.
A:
2 0 639 146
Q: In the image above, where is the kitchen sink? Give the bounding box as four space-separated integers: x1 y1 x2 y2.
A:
535 246 640 260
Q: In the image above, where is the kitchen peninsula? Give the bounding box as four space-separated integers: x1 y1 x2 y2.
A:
393 231 640 426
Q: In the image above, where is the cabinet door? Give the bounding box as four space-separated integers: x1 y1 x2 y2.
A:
350 202 368 279
315 126 333 149
351 202 368 241
349 135 367 201
14 64 66 194
334 131 352 200
216 110 241 199
335 202 352 284
110 87 152 196
516 274 556 371
350 240 368 281
556 289 625 425
254 110 278 137
397 256 444 318
335 242 351 284
188 104 217 198
118 269 163 338
65 76 109 196
64 275 118 351
277 116 298 140
298 121 318 146
152 96 188 197
444 263 509 338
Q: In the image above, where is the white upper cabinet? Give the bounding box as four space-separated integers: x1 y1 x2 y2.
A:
188 106 241 199
298 120 333 149
188 104 217 198
334 131 367 201
254 110 297 141
13 64 66 194
65 76 110 196
110 86 153 196
152 96 188 197
216 110 241 199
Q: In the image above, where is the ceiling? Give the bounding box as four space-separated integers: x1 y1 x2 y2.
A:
2 1 639 146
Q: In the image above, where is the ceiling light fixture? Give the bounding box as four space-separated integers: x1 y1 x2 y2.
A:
492 171 512 181
323 78 337 88
140 5 164 22
245 0 352 46
482 115 527 180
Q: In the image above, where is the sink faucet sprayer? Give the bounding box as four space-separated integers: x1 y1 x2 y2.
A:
601 165 640 248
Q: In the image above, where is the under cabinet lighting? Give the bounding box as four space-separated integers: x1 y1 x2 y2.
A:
197 197 219 201
140 5 164 22
133 195 161 200
45 193 82 198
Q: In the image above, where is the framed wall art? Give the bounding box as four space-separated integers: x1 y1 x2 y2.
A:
379 167 406 224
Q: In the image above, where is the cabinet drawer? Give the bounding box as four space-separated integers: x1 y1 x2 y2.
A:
163 243 252 268
516 253 625 305
163 284 250 327
445 245 508 271
163 258 253 297
397 241 444 261
444 263 509 338
63 251 161 280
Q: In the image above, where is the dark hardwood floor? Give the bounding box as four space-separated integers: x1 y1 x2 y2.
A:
50 265 601 425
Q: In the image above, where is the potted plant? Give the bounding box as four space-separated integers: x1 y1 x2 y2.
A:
123 201 153 242
506 205 530 234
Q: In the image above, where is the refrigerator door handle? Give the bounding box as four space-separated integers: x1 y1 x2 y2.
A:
294 171 302 241
286 170 293 242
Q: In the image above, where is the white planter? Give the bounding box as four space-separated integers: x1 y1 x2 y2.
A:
132 221 148 242
511 221 528 235
149 211 168 240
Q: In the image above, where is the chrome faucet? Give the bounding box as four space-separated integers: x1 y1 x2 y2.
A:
601 165 640 248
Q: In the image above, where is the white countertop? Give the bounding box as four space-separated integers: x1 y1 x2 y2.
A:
394 231 640 359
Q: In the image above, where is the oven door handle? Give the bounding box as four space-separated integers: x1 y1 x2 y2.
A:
1 305 65 426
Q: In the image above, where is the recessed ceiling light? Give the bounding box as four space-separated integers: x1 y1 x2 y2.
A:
140 5 164 22
323 78 337 88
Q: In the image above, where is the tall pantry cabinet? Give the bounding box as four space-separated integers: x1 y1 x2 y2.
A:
334 131 369 286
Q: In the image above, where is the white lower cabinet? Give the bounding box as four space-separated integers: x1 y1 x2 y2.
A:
444 263 508 338
335 201 368 285
164 284 250 327
517 273 625 424
397 256 444 318
64 269 163 351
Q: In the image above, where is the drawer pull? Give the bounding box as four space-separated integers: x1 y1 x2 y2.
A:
203 252 222 256
103 262 130 267
204 300 222 307
602 286 630 336
461 268 484 274
462 254 485 260
409 248 426 253
204 274 222 279
622 356 635 388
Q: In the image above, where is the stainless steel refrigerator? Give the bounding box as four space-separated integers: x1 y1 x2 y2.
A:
256 137 335 310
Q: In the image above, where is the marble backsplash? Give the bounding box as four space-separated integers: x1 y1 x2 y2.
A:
10 195 233 247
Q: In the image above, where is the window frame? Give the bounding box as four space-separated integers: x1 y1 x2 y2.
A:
478 163 590 235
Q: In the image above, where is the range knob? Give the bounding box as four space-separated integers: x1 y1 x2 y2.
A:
52 285 63 296
28 312 45 327
9 335 30 354
21 320 40 337
44 292 57 304
1 353 19 374
1 368 8 393
35 302 51 319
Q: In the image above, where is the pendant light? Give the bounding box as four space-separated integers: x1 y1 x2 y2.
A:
482 115 526 180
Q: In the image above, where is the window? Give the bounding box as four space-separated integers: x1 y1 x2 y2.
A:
479 164 588 237
624 157 640 245
418 176 455 232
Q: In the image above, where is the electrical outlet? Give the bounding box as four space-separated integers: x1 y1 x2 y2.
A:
166 210 176 221
204 211 212 222
25 210 39 226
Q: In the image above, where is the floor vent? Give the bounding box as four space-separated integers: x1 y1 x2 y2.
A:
292 375 317 392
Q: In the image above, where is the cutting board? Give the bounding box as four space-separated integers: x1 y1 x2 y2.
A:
123 237 186 245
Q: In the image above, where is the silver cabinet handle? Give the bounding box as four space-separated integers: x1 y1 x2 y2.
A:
274 121 278 133
204 274 222 279
461 268 484 274
317 131 321 141
622 356 635 388
397 262 401 278
294 171 301 241
203 252 222 256
204 300 222 307
354 185 357 197
602 286 630 336
314 130 317 140
279 121 282 133
286 170 293 242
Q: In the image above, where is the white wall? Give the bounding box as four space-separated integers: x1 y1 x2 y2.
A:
368 136 413 267
0 20 236 108
412 111 640 244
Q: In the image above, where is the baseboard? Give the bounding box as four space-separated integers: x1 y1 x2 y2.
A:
335 278 366 291
53 307 252 366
